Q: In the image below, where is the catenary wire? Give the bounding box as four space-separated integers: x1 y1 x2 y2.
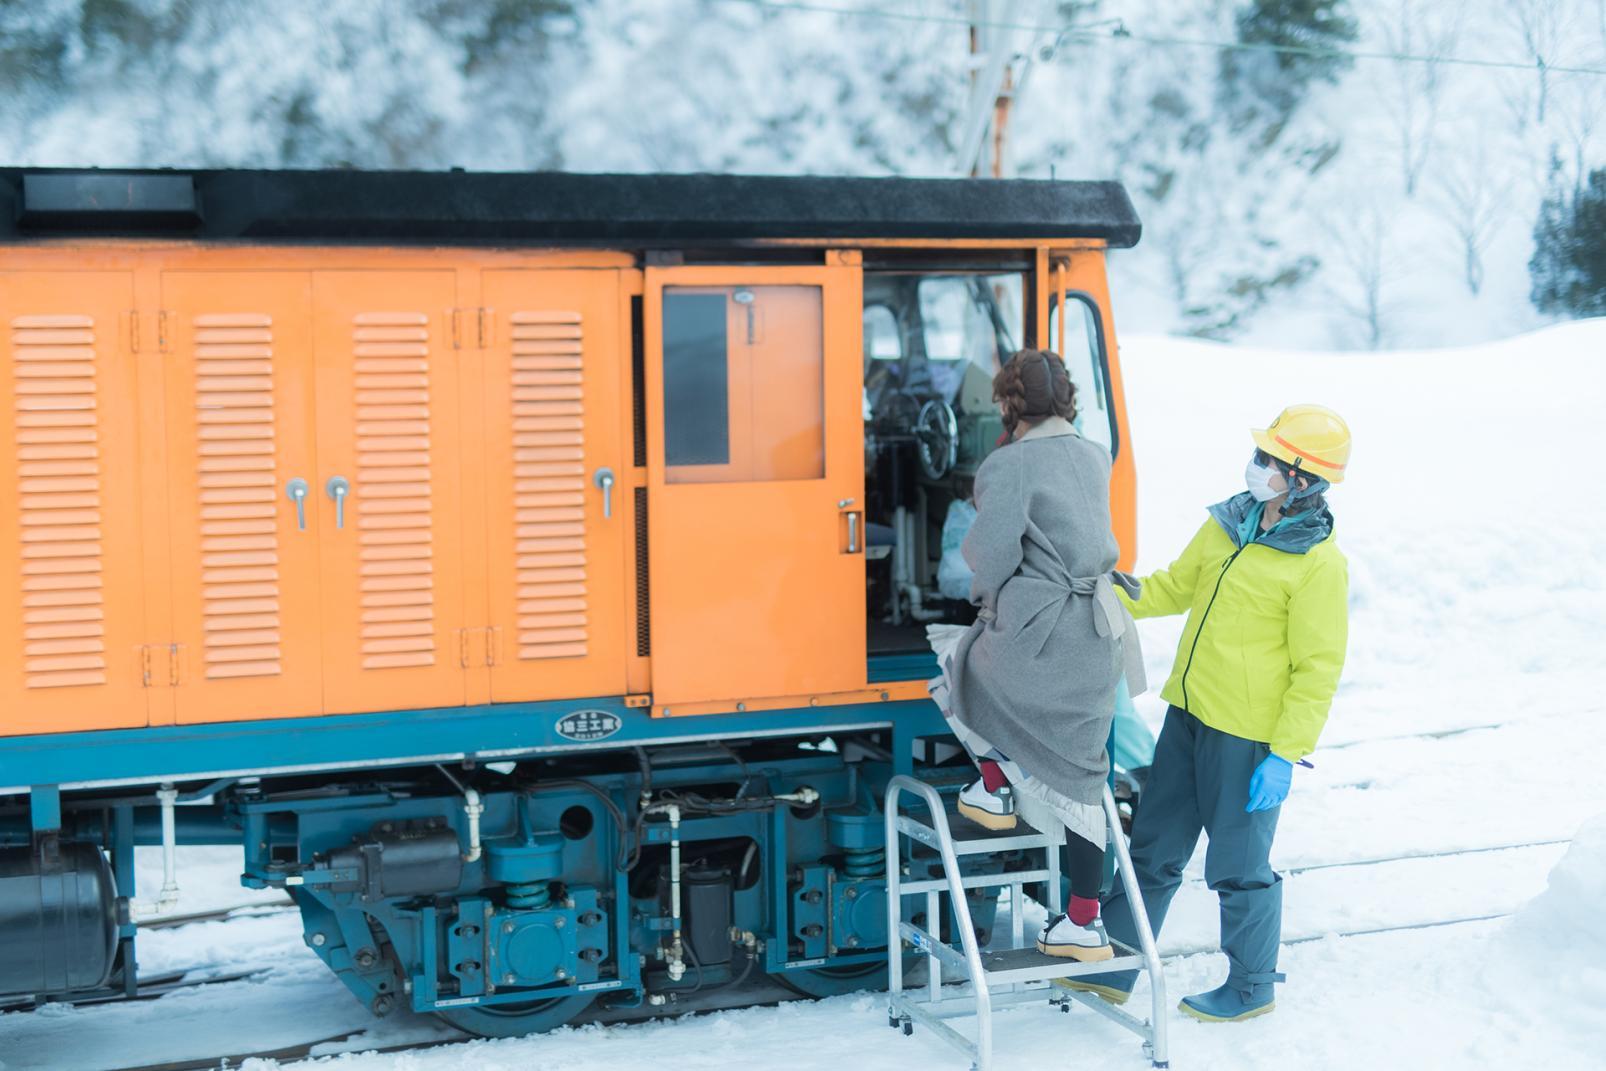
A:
697 0 1606 78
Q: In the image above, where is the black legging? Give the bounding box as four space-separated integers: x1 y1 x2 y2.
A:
1067 831 1105 901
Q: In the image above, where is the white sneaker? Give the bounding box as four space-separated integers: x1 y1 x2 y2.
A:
957 778 1016 830
1037 913 1114 961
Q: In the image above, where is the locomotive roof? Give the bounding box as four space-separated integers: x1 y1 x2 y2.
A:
0 168 1141 248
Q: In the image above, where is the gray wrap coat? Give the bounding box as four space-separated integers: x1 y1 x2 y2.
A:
943 417 1145 806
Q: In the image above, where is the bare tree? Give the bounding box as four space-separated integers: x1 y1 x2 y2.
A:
1320 198 1395 350
1430 134 1512 295
1553 70 1606 187
1507 0 1567 125
1373 0 1462 196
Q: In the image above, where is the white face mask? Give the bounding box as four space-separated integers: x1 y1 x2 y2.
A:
1244 458 1284 502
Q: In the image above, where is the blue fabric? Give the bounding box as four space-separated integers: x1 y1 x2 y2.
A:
1180 980 1276 1021
1100 707 1284 1001
1246 754 1293 812
1111 675 1156 771
1207 490 1334 554
1234 499 1267 550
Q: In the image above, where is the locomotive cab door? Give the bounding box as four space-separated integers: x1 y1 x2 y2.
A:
643 263 865 710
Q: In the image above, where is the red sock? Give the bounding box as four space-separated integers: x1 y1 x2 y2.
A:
1068 895 1100 926
979 759 1007 793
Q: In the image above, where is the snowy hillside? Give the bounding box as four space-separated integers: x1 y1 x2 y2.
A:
3 1 1603 348
5 322 1603 1071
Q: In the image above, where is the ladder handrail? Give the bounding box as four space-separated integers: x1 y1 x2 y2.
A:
884 776 1171 1070
884 774 994 1060
1101 783 1169 1066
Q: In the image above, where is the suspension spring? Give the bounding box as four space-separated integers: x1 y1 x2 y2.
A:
506 880 552 910
841 844 886 879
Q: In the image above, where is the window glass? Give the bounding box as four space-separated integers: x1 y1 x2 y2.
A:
663 285 824 484
664 292 730 467
863 304 901 361
916 273 1023 402
1049 293 1116 455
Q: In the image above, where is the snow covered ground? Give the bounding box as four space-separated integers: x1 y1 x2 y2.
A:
4 322 1604 1070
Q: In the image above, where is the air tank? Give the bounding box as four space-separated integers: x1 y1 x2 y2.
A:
0 842 119 998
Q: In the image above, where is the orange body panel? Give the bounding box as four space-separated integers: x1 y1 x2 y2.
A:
0 271 151 733
479 269 628 703
310 271 469 715
643 264 866 708
160 272 326 723
0 241 1135 737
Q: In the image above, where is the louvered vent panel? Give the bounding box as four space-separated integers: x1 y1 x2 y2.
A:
194 313 282 679
12 314 108 689
353 312 436 669
510 311 588 660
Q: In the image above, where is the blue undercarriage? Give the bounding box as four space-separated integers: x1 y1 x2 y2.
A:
0 683 1041 1033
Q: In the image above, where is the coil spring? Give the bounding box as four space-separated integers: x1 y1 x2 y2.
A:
841 844 885 879
506 879 552 910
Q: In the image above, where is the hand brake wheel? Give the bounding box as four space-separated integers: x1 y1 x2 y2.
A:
915 399 958 480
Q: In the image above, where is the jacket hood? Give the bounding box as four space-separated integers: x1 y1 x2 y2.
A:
1208 491 1335 554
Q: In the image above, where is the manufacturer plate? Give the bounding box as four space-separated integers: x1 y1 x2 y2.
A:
555 710 623 742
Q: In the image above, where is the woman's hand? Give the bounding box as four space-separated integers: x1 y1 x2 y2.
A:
1246 754 1293 813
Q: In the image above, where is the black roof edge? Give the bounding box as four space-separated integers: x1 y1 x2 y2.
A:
0 168 1141 249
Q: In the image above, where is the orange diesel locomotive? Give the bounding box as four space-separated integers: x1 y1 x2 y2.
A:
0 169 1140 1036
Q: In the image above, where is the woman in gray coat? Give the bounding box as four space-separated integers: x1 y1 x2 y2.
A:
928 349 1145 962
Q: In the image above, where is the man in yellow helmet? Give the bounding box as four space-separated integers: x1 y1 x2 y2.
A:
1060 405 1351 1023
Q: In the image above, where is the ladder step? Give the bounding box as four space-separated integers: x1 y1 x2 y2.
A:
899 867 1055 895
979 943 1148 986
897 815 1057 855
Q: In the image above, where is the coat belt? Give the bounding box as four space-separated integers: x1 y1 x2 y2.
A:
1071 571 1147 697
974 572 1148 695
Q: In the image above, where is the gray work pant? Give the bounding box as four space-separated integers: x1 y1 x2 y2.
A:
1101 706 1287 1000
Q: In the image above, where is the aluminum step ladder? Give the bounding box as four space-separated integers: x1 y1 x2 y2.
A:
884 775 1169 1070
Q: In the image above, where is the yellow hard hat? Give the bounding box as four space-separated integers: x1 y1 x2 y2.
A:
1251 404 1351 484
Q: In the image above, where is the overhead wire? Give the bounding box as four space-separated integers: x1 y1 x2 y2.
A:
699 0 1606 79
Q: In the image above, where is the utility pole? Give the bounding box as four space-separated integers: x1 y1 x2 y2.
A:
957 0 1021 178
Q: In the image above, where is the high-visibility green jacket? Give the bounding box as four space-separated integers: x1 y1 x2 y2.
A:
1118 494 1349 762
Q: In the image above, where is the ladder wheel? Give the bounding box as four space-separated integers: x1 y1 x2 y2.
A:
902 1019 913 1036
888 1010 899 1029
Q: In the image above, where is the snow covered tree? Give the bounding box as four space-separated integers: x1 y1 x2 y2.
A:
1530 161 1606 317
1430 131 1510 296
1219 0 1359 132
1367 0 1462 196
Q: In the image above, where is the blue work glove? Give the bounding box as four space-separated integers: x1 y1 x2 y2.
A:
1246 754 1293 813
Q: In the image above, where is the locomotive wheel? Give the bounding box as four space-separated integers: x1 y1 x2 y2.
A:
774 959 888 999
435 993 594 1038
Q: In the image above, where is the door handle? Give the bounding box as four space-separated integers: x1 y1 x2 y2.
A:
325 475 351 529
285 478 309 530
593 467 616 519
847 512 861 554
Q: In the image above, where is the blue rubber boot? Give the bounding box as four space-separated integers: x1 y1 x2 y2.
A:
1179 981 1276 1022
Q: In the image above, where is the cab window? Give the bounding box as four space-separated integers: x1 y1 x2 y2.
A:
1048 292 1117 456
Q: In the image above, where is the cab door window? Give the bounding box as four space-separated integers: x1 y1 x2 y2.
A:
662 285 825 484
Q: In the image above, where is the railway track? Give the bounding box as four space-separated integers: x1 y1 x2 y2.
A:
21 836 1557 1069
138 899 296 931
94 909 1515 1071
